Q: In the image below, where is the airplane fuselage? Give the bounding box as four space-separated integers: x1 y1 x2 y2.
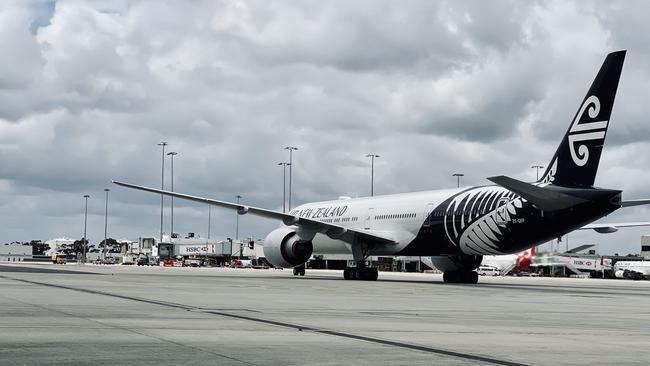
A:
290 184 621 258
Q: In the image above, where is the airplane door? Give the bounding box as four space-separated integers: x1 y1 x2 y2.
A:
423 203 435 227
364 208 374 230
495 197 511 225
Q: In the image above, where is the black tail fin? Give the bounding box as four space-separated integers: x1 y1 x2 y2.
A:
539 50 626 187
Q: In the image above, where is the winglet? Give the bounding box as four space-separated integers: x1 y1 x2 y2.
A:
487 175 587 211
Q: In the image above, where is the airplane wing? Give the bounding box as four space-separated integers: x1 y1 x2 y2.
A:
579 222 650 233
564 244 595 253
111 180 396 245
622 199 650 207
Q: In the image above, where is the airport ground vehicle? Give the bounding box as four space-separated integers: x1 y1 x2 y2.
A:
115 51 650 284
185 258 203 267
122 254 135 265
232 259 253 268
51 252 67 264
477 265 500 276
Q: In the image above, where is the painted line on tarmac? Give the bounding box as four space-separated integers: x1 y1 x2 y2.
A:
2 275 527 366
203 310 527 366
1 276 194 310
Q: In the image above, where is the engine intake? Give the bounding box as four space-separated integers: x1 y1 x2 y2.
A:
263 227 313 268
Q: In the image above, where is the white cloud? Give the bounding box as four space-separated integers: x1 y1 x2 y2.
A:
1 0 649 255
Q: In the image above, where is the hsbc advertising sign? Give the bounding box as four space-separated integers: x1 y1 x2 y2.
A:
175 243 232 256
567 256 612 270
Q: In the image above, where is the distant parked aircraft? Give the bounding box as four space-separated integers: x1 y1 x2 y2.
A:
614 261 650 280
481 247 536 275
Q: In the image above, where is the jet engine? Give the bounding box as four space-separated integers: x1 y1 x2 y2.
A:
614 269 644 280
614 269 626 279
263 227 313 268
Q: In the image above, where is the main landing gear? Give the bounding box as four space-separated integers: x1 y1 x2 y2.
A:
343 266 378 281
342 242 378 281
443 270 479 284
292 264 306 276
430 255 482 284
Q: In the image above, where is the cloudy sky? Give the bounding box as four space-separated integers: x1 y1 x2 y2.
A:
1 0 649 255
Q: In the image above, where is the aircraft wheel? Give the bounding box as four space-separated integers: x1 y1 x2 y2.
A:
443 271 478 284
343 267 377 281
443 271 459 283
293 268 300 276
466 271 479 284
363 268 378 281
299 268 306 276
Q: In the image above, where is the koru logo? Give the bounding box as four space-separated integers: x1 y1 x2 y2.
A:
568 95 608 166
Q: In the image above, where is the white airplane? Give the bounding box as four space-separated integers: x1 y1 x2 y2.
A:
481 247 536 275
113 50 650 284
614 261 650 280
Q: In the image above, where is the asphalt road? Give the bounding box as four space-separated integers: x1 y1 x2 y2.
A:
1 263 649 365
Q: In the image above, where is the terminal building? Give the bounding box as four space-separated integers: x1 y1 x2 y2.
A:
641 235 650 259
0 244 31 263
529 237 650 278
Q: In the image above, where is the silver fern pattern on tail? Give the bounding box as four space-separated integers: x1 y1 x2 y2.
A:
443 186 526 255
540 158 557 185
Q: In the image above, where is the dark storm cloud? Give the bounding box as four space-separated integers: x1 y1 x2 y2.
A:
1 0 649 254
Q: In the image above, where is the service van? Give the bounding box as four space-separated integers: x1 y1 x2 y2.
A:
477 265 500 276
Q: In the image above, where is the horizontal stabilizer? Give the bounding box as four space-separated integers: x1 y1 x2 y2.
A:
487 175 587 211
622 199 650 208
580 222 650 233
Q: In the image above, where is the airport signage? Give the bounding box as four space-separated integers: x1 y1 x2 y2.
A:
177 245 211 255
175 243 232 256
567 256 612 270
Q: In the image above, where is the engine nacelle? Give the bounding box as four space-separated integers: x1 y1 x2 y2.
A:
263 227 313 268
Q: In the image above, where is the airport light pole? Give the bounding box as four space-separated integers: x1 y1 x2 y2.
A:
531 165 544 181
167 151 178 241
285 146 298 210
452 173 464 188
206 204 211 267
366 154 380 196
83 194 90 263
277 162 290 213
157 141 168 244
235 195 242 243
103 188 109 262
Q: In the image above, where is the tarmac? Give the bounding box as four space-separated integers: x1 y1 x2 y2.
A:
1 263 650 366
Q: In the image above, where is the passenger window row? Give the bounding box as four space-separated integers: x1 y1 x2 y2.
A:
374 213 416 220
323 217 358 223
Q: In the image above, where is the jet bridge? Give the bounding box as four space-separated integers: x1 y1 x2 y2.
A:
531 254 612 277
